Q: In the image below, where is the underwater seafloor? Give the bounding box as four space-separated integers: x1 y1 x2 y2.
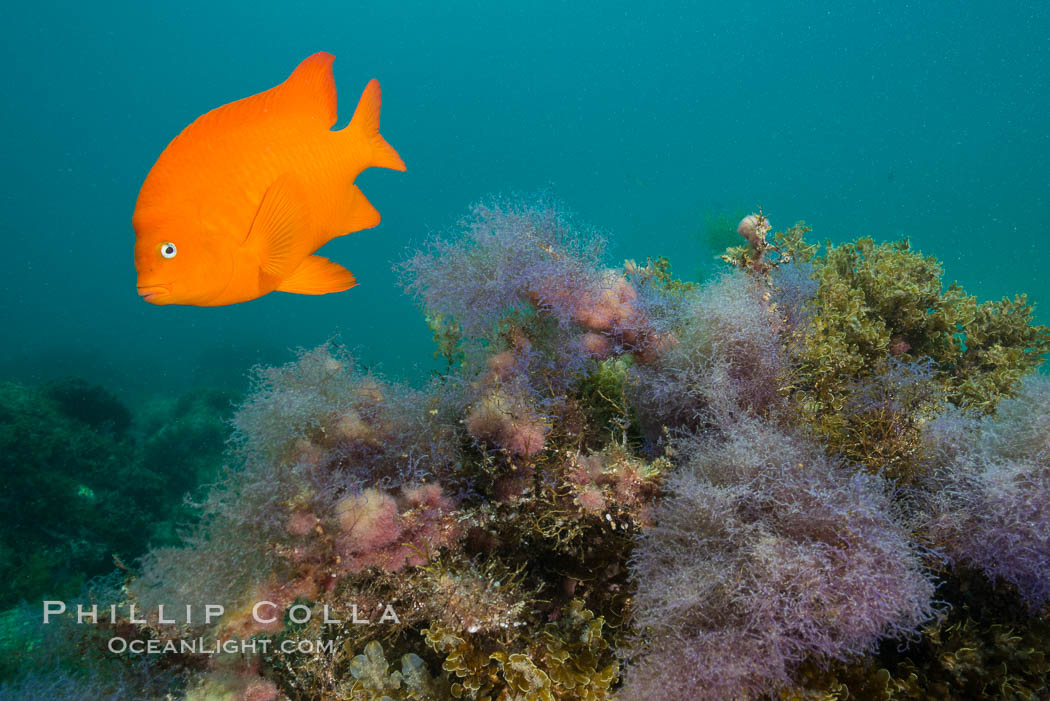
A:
1 197 1048 700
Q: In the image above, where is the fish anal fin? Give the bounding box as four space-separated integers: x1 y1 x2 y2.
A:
345 79 406 172
246 174 313 279
277 255 356 295
324 185 381 239
273 52 339 128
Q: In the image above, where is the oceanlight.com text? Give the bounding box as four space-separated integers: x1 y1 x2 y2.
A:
107 637 336 655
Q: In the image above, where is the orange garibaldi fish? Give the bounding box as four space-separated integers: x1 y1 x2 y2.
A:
133 52 405 306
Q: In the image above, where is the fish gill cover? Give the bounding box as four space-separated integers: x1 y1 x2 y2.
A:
4 196 1050 700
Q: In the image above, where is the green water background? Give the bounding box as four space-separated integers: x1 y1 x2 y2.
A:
0 0 1047 402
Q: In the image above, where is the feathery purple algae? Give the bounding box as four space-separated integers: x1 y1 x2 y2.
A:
23 200 1049 700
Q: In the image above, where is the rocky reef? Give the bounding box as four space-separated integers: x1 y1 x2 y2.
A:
6 197 1049 700
0 379 233 613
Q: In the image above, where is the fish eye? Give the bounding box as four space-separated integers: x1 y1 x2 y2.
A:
160 242 177 259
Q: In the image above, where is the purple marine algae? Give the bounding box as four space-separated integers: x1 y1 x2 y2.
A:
925 375 1050 611
619 419 937 699
21 199 1050 700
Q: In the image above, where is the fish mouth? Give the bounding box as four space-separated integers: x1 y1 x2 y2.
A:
137 284 171 302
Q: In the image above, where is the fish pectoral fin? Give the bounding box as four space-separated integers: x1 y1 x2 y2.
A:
276 255 356 295
247 174 313 279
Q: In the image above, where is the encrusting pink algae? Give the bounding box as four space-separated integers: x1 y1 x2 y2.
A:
11 197 1050 700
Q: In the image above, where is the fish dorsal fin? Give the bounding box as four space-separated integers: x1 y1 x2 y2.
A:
277 255 357 295
187 53 337 136
271 52 339 128
246 174 314 280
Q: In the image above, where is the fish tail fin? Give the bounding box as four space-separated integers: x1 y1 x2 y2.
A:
346 79 406 172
